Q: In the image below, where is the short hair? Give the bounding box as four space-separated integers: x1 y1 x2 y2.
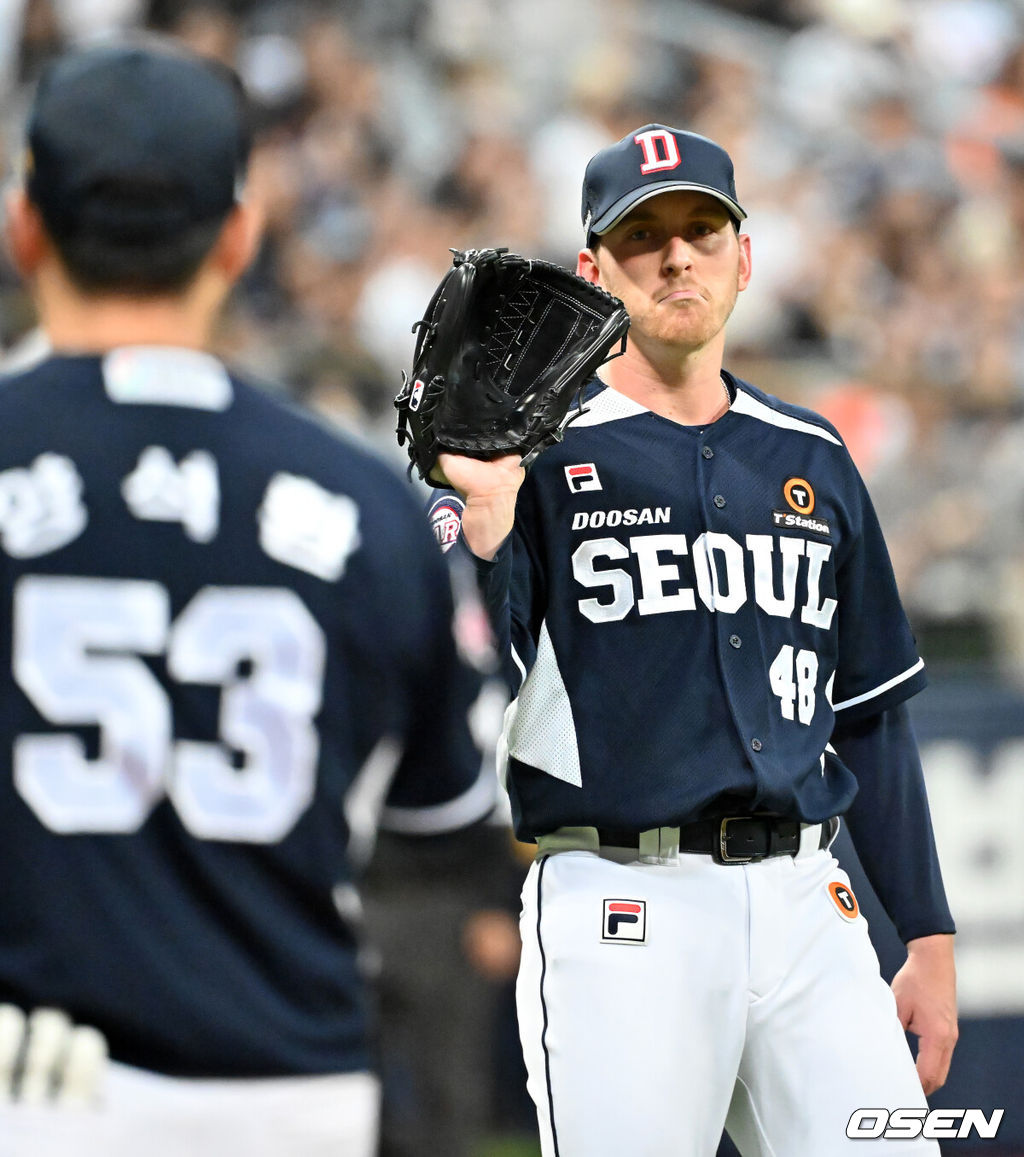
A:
47 199 228 296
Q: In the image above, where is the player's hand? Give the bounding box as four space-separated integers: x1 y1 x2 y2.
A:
436 452 525 561
461 908 522 981
890 934 958 1095
0 1004 108 1107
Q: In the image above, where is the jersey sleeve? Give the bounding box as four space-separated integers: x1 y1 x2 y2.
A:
377 498 498 836
428 486 524 696
832 469 926 721
832 701 955 942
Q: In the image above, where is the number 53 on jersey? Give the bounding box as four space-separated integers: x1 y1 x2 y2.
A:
12 575 326 844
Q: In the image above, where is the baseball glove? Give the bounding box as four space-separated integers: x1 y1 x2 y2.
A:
394 247 630 486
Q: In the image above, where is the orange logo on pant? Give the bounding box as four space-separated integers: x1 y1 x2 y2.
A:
828 881 858 919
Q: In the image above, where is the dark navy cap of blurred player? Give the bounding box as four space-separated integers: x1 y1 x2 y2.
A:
582 124 746 245
25 41 250 241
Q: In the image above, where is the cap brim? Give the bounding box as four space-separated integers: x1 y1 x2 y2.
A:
591 181 747 237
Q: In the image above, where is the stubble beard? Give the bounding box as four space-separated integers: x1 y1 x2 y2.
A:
610 272 741 356
654 281 739 351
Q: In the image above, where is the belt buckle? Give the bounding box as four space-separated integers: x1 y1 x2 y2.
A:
716 816 762 864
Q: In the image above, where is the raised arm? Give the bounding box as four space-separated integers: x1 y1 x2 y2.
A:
436 453 525 562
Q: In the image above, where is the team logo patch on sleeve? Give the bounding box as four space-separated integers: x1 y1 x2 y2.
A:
565 463 602 493
827 881 859 920
428 494 465 553
602 899 646 944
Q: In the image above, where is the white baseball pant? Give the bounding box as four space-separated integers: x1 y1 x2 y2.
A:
0 1065 379 1157
517 835 937 1156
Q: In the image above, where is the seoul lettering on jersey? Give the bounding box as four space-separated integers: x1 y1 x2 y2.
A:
570 530 836 627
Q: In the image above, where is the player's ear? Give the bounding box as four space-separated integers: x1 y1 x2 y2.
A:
737 231 752 292
577 247 601 286
210 199 265 283
4 187 49 277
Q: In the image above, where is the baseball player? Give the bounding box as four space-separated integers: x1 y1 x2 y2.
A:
0 41 496 1157
435 125 958 1155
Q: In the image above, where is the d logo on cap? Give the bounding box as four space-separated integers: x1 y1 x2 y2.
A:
634 129 683 175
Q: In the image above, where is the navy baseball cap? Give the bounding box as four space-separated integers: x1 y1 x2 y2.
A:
582 124 746 245
24 40 251 241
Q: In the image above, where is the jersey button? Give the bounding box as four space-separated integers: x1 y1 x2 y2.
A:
751 738 763 752
713 494 726 508
702 446 714 459
729 634 741 648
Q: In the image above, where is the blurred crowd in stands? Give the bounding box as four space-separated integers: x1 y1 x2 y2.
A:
4 0 1024 682
2 3 1023 1153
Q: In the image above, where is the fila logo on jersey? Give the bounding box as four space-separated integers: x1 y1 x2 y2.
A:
602 899 646 944
565 463 602 493
828 881 859 920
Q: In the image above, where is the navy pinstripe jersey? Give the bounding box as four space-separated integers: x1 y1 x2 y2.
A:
444 372 927 841
0 349 493 1078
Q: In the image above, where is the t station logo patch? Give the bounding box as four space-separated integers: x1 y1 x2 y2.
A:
602 899 646 944
772 475 831 538
828 881 859 920
783 476 815 514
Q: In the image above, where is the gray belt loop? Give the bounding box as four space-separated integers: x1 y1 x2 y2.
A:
536 826 682 865
639 826 680 865
535 827 601 858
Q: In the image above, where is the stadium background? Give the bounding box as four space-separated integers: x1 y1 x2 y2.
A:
1 0 1023 1153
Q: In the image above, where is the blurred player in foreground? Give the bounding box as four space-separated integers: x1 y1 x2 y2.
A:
0 39 496 1157
435 125 958 1154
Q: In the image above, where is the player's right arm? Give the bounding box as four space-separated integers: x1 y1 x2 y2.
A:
435 453 526 686
831 702 957 1094
436 453 525 562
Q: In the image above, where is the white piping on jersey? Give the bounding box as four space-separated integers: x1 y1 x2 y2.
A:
730 388 843 446
378 763 498 834
569 386 649 427
510 643 528 685
832 657 925 712
103 347 233 410
506 619 582 787
569 383 843 449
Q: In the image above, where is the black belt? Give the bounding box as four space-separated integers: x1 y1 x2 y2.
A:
595 815 831 864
